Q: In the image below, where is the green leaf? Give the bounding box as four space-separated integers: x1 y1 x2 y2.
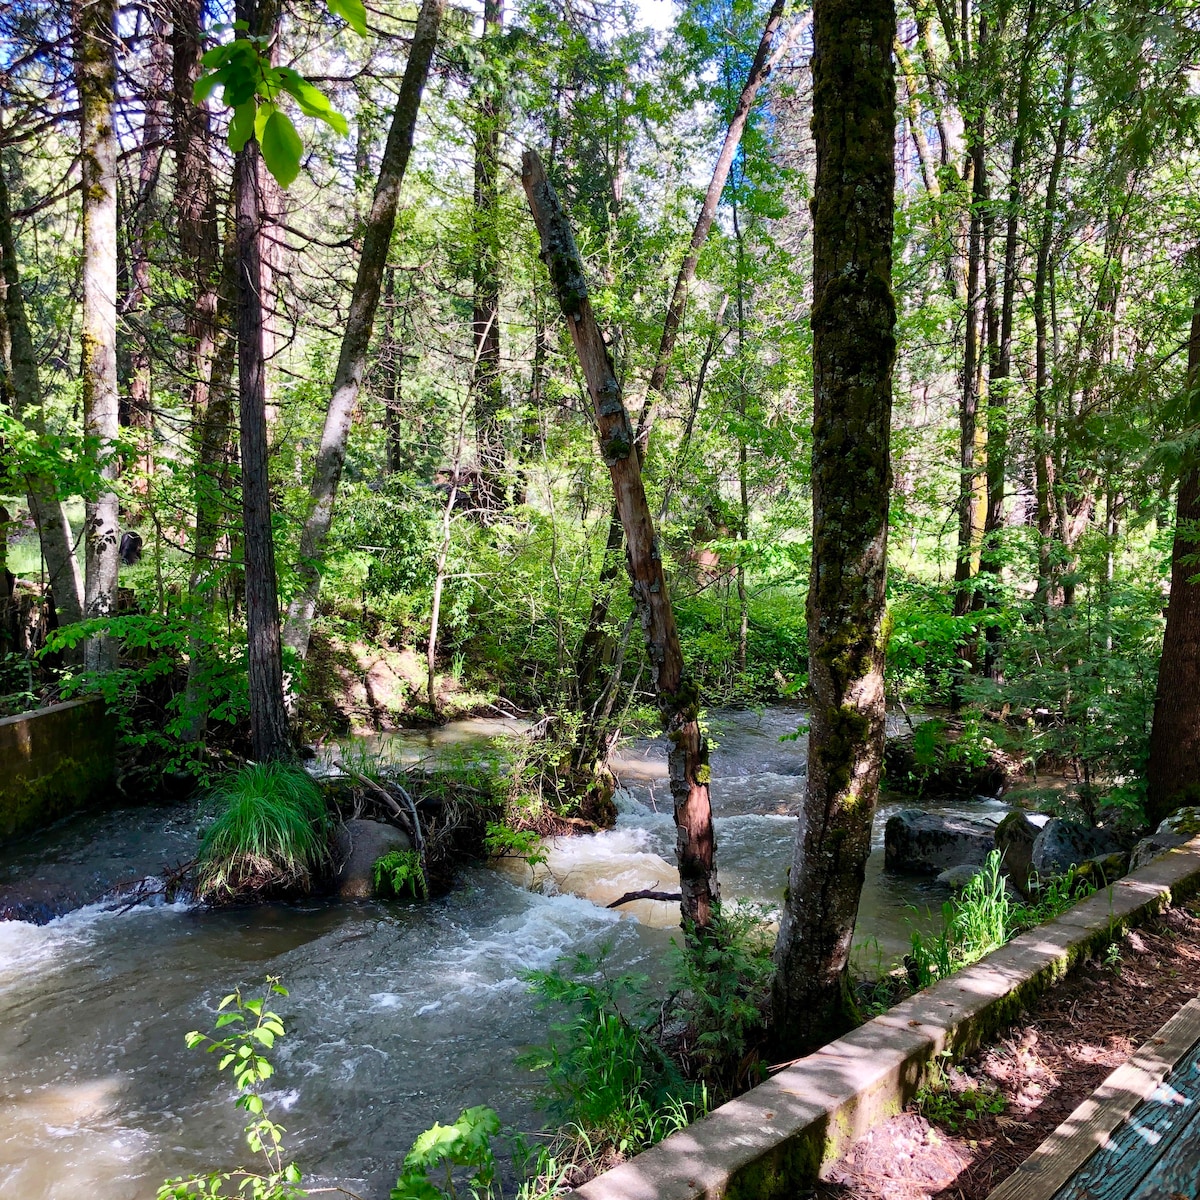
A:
259 109 303 187
193 67 229 104
275 68 349 136
326 0 368 35
404 1122 463 1169
228 101 255 152
201 44 233 68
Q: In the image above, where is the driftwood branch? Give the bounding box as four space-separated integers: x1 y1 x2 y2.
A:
606 888 683 909
334 760 423 857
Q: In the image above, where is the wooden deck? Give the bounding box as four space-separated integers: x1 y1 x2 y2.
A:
988 997 1200 1200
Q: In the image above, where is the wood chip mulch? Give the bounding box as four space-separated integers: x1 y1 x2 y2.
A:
808 903 1200 1200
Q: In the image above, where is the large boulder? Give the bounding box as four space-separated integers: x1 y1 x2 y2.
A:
1129 806 1200 872
884 810 995 875
1031 819 1121 877
334 818 412 900
994 811 1040 893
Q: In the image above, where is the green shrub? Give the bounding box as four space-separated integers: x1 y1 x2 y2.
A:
197 762 330 902
668 905 774 1095
908 850 1095 988
391 1106 502 1200
158 977 305 1200
520 951 706 1162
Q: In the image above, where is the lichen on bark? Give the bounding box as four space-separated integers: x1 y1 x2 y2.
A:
771 0 896 1055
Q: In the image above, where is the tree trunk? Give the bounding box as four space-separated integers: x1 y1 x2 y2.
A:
175 0 239 741
473 0 505 512
771 0 895 1055
282 0 446 679
0 162 85 626
980 0 1037 679
633 0 801 451
74 0 121 671
1032 43 1075 612
1146 298 1200 827
571 0 799 740
120 7 168 496
383 267 405 472
234 0 289 762
522 150 720 932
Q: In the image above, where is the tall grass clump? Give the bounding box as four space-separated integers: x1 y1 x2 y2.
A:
908 850 1095 988
197 762 331 902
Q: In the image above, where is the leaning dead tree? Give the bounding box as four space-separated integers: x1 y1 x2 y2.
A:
522 150 719 933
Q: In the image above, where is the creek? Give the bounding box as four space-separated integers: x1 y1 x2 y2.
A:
0 706 1005 1199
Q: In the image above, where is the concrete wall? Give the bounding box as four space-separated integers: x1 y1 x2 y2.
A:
568 836 1200 1200
0 697 117 842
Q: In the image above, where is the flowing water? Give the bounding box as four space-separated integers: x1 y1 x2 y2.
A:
0 706 1007 1200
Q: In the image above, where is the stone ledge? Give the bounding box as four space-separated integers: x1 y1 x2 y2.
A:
568 835 1200 1200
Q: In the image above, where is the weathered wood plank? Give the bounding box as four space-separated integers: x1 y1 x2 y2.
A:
1125 1065 1200 1200
1055 1037 1200 1200
987 998 1200 1200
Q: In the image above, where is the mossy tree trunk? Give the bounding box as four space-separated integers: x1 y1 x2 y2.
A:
1146 296 1200 827
522 150 720 932
771 0 896 1055
74 0 121 671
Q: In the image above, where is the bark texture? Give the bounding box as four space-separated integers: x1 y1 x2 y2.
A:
282 0 446 675
74 0 121 670
234 0 289 761
522 150 719 931
1145 299 1200 827
771 0 895 1055
0 162 85 625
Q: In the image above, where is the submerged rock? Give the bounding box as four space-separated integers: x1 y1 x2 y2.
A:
936 863 985 890
334 818 412 900
1031 819 1121 877
884 810 995 875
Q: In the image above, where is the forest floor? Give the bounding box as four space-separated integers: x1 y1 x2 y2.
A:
809 901 1200 1200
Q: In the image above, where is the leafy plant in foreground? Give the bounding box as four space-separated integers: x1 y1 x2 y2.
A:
158 978 305 1200
391 1106 502 1200
521 951 705 1160
668 905 774 1095
197 762 331 902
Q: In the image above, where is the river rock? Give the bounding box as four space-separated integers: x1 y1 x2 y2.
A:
994 811 1039 893
884 810 995 875
1074 850 1129 886
1159 806 1200 838
1128 807 1200 872
936 864 985 890
1031 819 1121 877
334 818 412 900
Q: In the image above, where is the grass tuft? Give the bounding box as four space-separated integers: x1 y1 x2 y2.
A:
197 762 331 902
